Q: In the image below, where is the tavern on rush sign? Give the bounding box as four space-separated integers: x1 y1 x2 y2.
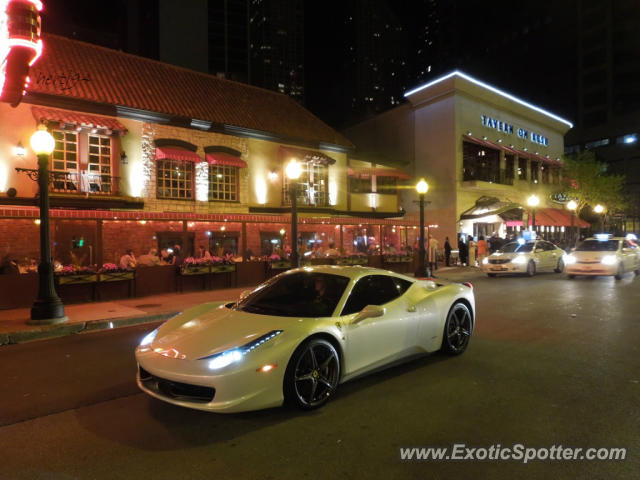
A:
481 114 550 147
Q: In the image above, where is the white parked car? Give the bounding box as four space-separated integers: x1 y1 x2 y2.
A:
564 236 640 279
481 239 566 277
135 266 475 413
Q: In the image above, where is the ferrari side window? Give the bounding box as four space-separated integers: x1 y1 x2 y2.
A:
341 275 403 316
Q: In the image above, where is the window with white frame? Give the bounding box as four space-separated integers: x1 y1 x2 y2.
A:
157 159 194 199
208 165 238 201
88 134 112 193
51 130 79 191
283 162 328 206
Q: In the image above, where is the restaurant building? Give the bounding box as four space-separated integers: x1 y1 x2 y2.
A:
345 71 588 247
0 33 416 289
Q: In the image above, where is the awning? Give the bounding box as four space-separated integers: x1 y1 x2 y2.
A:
460 196 522 220
463 135 561 165
206 152 247 168
156 147 203 163
280 146 336 165
32 106 128 135
507 208 589 227
347 167 410 180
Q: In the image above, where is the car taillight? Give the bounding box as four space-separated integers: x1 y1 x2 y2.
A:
462 282 473 290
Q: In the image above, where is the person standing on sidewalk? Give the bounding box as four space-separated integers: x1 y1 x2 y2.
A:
444 237 452 266
477 235 488 265
467 235 477 267
458 235 468 266
428 235 439 272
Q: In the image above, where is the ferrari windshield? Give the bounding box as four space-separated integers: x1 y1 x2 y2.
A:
499 242 535 253
576 239 619 252
237 272 350 317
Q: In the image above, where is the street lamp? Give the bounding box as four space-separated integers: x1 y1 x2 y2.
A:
567 200 577 246
594 204 605 232
527 194 539 232
285 158 302 268
16 125 67 324
415 179 430 277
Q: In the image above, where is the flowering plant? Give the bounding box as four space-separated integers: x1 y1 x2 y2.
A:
269 253 281 261
184 257 197 265
56 264 97 276
101 263 126 272
58 265 77 276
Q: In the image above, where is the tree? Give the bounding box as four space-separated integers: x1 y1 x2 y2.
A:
558 150 626 234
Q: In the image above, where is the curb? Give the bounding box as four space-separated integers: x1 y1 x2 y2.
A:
0 311 179 346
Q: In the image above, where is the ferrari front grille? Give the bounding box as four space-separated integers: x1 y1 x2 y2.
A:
139 366 215 403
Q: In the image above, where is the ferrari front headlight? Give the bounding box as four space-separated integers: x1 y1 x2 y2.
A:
139 328 159 347
601 255 617 265
203 330 283 370
512 255 527 265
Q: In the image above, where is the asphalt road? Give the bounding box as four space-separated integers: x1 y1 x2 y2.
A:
1 270 639 479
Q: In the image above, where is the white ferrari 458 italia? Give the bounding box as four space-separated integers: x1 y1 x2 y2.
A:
135 266 475 413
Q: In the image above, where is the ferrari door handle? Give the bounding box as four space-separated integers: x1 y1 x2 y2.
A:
407 305 416 313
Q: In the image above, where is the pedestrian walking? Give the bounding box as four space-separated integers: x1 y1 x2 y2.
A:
467 235 477 267
444 237 452 266
428 235 439 272
477 235 488 265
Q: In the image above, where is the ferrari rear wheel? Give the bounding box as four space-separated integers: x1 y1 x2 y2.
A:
441 302 473 356
284 338 340 410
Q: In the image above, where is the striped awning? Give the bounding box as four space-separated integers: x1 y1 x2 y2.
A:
31 106 128 135
464 135 561 165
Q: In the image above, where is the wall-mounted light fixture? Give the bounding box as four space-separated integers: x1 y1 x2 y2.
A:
120 151 128 164
13 141 26 157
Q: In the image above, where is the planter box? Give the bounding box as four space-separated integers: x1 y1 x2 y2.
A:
57 273 98 285
236 261 267 287
180 265 210 275
270 260 291 270
384 255 413 263
211 264 236 273
99 271 135 282
336 257 368 266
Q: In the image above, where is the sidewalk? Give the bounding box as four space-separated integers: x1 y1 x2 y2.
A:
0 265 483 346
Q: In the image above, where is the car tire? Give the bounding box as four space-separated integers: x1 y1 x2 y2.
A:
283 338 340 410
615 264 624 280
568 274 575 279
487 273 496 277
526 261 536 277
440 302 473 356
554 259 564 273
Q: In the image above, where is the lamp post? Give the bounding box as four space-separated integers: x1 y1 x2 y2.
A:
285 159 302 268
527 194 539 234
567 200 577 246
15 125 67 324
594 204 605 232
415 179 430 278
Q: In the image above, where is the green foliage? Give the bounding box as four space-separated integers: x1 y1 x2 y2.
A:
559 150 626 217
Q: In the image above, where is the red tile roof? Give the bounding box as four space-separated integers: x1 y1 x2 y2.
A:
26 34 353 149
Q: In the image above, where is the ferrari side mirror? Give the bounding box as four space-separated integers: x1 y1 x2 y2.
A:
353 305 385 324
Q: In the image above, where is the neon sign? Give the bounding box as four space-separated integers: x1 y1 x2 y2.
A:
0 0 43 106
481 114 550 147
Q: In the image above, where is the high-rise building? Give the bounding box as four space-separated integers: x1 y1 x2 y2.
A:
565 0 640 230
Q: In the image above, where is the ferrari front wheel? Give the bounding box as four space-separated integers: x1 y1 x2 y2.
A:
441 302 473 356
284 338 340 410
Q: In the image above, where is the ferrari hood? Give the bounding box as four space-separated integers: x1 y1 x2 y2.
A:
151 305 299 360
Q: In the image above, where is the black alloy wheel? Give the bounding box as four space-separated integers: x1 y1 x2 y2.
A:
554 259 564 273
284 338 340 410
441 302 473 356
526 261 536 277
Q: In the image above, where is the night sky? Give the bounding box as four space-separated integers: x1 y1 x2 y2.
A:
40 1 586 130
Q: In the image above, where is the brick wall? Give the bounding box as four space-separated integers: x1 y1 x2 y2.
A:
0 219 42 263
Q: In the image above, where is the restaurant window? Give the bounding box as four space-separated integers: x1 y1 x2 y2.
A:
283 162 328 206
209 232 239 256
530 161 539 183
518 158 527 180
541 164 550 184
376 176 397 194
462 142 500 183
156 159 194 199
208 165 238 201
349 176 372 193
88 134 112 194
51 129 115 194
